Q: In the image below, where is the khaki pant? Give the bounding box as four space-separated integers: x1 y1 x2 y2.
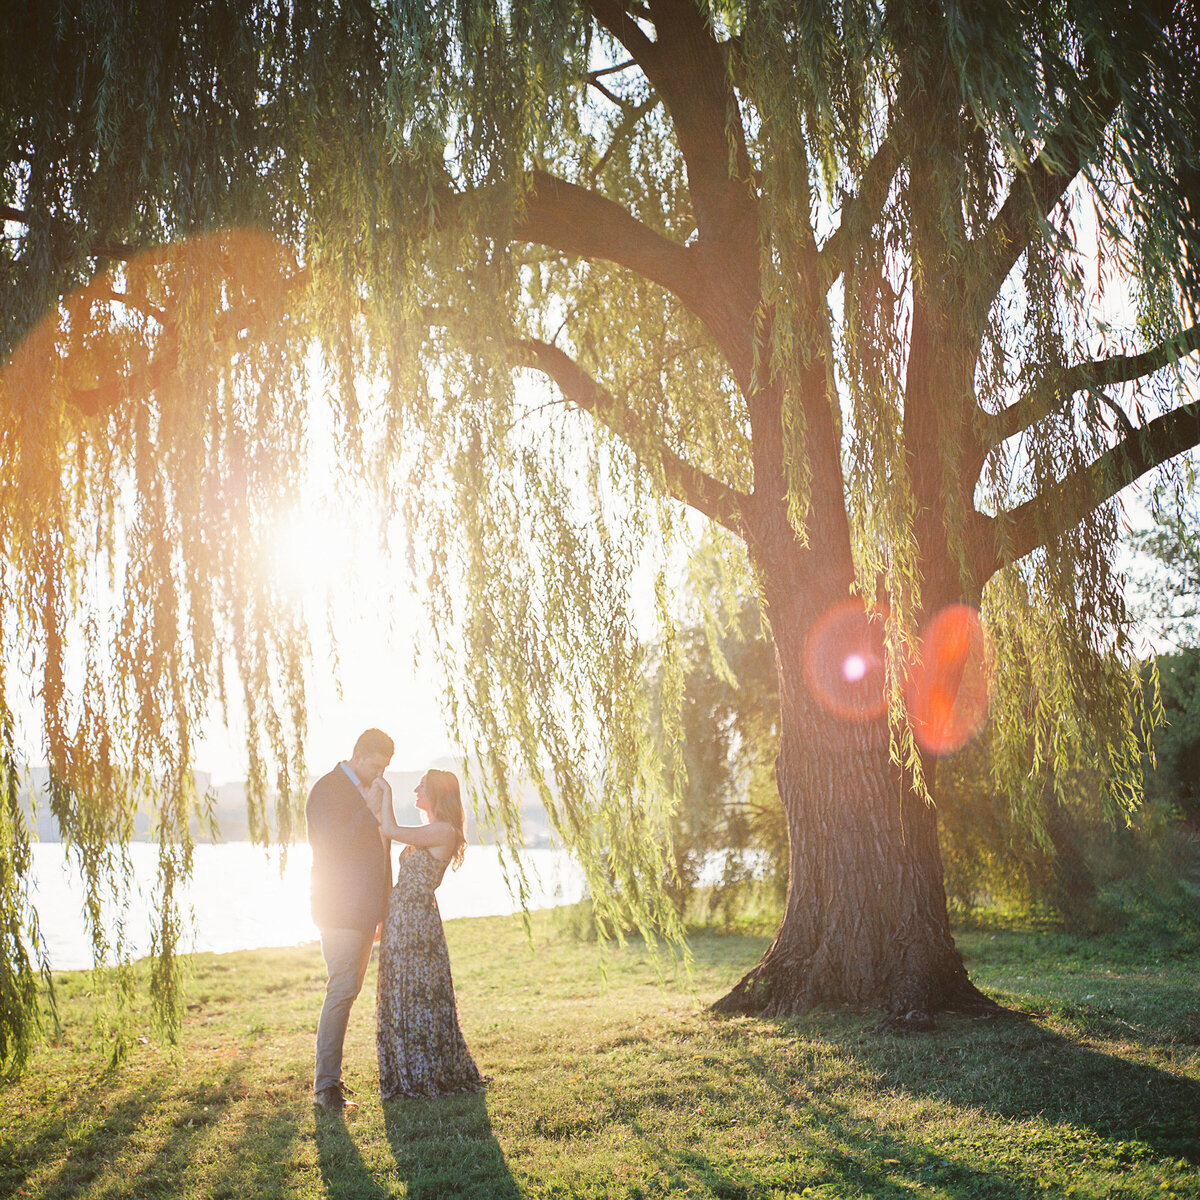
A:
314 927 374 1094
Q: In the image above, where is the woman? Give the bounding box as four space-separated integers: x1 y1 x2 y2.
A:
371 767 484 1099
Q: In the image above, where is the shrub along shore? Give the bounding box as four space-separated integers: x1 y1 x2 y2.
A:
2 907 1197 1199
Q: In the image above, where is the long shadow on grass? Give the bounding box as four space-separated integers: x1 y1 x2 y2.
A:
382 1090 520 1199
656 1119 1032 1200
4 1058 301 1199
629 1028 1196 1200
688 930 1199 1165
624 1054 1040 1200
846 1013 1200 1163
0 1080 169 1198
315 1110 391 1200
206 1079 303 1198
700 1010 1199 1179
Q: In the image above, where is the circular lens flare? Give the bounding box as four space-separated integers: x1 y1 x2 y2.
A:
906 604 990 755
803 599 888 723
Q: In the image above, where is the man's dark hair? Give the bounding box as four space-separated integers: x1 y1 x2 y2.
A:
353 728 395 759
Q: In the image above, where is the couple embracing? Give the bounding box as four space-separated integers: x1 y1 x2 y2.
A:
306 728 484 1111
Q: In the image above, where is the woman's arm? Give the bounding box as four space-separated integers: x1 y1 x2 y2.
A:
376 780 456 851
386 820 457 851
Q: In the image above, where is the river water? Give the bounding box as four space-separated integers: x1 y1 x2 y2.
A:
30 841 585 971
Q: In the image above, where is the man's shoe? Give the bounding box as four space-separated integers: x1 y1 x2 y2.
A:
313 1083 358 1112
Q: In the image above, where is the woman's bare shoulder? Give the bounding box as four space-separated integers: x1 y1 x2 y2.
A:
426 821 459 853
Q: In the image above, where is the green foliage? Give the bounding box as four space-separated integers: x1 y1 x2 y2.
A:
935 644 1200 926
1143 648 1200 822
0 716 53 1080
652 562 786 921
935 735 1106 918
5 0 1200 1058
1129 482 1200 819
1131 483 1200 650
1 6 325 1065
0 229 313 1069
657 573 1200 927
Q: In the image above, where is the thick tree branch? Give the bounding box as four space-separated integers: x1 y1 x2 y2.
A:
516 172 685 272
989 322 1200 445
2 203 137 261
820 132 904 281
65 269 307 417
585 0 659 71
973 140 1087 304
977 398 1200 579
589 0 758 260
515 337 749 533
513 169 713 322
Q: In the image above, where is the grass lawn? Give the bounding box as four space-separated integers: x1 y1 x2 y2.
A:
2 907 1197 1199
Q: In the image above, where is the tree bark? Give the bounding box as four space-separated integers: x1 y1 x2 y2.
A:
713 538 997 1022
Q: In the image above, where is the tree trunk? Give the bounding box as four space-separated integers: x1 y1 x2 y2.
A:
714 543 998 1022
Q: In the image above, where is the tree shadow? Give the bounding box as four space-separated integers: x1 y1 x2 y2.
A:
206 1098 303 1200
5 1058 304 1199
687 924 1199 1165
650 1109 1039 1200
848 1012 1200 1163
624 1020 1197 1200
748 1013 1194 1155
1 1080 167 1198
382 1090 521 1199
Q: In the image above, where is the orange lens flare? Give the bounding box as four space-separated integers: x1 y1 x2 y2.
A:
802 598 888 723
1 227 295 422
906 604 990 755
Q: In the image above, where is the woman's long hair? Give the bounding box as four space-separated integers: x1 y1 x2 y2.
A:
423 768 467 870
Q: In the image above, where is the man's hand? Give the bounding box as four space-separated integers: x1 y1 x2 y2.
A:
365 777 389 820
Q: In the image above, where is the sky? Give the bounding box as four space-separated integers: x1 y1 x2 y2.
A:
193 625 458 785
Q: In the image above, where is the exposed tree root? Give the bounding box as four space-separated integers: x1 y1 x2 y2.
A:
710 957 1007 1029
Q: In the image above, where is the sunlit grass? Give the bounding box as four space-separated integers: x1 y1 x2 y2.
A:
2 909 1197 1198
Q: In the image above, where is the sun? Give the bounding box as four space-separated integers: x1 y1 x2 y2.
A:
267 497 362 604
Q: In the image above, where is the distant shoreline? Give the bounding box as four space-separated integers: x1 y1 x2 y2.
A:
19 761 555 846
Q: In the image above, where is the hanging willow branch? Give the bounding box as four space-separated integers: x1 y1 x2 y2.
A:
3 0 1200 1065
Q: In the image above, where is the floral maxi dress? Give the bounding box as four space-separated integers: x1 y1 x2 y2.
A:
376 845 484 1099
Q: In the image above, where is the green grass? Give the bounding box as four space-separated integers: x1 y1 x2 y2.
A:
2 909 1197 1199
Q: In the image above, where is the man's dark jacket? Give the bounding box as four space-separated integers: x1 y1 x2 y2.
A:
306 765 391 930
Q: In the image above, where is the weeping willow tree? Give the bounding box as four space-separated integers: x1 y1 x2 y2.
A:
4 0 1200 1066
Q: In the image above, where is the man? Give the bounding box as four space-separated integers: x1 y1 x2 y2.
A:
306 727 395 1112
